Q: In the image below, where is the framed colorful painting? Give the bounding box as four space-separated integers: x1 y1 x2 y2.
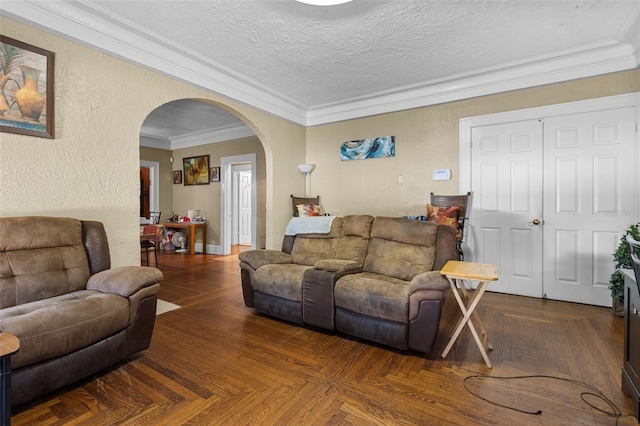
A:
0 36 55 138
340 136 395 161
183 155 210 185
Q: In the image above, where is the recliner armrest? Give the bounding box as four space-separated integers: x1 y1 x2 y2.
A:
408 271 450 323
238 249 292 270
408 271 449 294
314 259 362 272
87 266 163 297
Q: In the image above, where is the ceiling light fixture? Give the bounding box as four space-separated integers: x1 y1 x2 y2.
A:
296 0 353 6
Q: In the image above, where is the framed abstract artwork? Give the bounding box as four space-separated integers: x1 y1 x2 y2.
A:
340 136 395 161
183 155 210 185
0 35 55 138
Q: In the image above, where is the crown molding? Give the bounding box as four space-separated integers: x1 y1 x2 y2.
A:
2 1 639 129
170 124 256 150
139 133 171 150
624 8 640 65
0 1 309 125
305 42 638 126
139 124 256 151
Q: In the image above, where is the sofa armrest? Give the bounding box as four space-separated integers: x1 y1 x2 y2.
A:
409 271 450 294
314 259 362 273
238 249 292 270
408 271 450 324
87 266 163 297
303 265 361 330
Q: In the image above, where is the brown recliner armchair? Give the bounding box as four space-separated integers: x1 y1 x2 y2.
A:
0 216 163 407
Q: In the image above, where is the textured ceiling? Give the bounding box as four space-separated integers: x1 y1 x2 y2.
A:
140 100 246 141
2 0 639 147
87 0 638 107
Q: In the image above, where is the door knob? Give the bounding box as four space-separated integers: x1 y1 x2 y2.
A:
530 219 541 225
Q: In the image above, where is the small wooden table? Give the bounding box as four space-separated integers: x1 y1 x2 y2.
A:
161 222 207 255
1 333 20 426
440 260 498 368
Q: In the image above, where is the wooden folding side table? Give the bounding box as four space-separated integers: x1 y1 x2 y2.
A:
440 260 498 368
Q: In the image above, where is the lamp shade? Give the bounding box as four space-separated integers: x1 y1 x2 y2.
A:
298 164 314 173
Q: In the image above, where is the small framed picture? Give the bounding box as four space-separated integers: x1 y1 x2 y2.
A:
210 167 220 182
172 170 182 184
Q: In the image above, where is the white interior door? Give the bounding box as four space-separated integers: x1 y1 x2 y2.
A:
466 99 638 306
221 153 257 255
542 107 637 305
468 120 544 298
238 170 252 245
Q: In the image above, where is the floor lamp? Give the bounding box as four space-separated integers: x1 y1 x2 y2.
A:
298 164 314 196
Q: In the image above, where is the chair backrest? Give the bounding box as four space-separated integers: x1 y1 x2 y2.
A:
143 225 158 235
0 217 110 308
291 194 320 217
627 234 640 289
429 192 471 241
150 211 161 224
289 217 343 266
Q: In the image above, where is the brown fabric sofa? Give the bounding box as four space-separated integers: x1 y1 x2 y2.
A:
0 216 163 407
239 215 457 355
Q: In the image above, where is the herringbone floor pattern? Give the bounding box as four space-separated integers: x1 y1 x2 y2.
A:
11 247 637 425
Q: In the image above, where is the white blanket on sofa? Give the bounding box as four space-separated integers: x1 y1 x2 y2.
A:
285 216 335 236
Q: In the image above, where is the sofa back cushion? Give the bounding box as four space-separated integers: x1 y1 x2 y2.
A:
0 217 91 308
363 217 438 281
290 217 344 266
335 215 374 264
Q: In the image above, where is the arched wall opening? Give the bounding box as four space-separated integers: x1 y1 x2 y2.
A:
139 98 268 254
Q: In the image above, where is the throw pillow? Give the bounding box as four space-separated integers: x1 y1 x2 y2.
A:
426 204 459 229
296 203 321 217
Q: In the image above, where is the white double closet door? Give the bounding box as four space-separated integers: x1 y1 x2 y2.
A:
463 94 638 306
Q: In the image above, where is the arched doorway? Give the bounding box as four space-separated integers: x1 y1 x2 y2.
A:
139 99 266 254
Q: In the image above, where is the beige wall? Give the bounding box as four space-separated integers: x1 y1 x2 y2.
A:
2 16 638 266
307 70 640 218
168 136 267 249
0 17 305 266
139 146 174 220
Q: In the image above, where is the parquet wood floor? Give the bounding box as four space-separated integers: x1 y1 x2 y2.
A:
11 247 637 425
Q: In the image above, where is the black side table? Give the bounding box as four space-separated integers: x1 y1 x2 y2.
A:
0 333 20 426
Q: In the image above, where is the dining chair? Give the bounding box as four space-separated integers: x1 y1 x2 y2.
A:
141 224 159 267
429 192 471 260
291 195 320 217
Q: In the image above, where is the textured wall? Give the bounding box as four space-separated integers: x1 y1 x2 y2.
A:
0 17 305 265
170 136 267 249
306 69 640 218
2 17 638 265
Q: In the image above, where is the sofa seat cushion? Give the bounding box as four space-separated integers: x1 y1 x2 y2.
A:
335 272 409 323
254 264 311 302
0 290 129 369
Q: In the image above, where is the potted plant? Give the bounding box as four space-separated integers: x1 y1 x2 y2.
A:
610 223 640 316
